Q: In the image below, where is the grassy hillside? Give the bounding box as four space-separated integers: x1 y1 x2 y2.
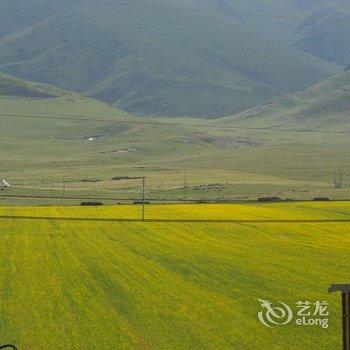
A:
0 73 350 203
0 72 60 97
222 68 350 129
0 202 349 349
293 0 350 67
0 0 341 117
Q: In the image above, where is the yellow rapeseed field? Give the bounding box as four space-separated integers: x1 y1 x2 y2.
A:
0 202 349 349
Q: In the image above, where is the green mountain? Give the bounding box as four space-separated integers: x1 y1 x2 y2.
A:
293 0 350 67
0 0 343 117
222 68 350 130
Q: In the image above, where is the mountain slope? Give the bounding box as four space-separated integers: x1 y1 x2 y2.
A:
222 68 350 129
292 0 350 67
0 0 341 117
0 72 60 97
0 0 70 40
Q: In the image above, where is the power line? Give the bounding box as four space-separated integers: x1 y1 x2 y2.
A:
1 112 350 134
71 0 350 22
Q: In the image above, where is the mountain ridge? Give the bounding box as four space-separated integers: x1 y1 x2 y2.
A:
0 0 348 117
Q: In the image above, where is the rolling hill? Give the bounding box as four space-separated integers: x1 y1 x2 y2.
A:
0 72 62 97
222 68 350 130
0 0 344 117
1 72 350 202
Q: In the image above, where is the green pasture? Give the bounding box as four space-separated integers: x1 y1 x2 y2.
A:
1 97 350 203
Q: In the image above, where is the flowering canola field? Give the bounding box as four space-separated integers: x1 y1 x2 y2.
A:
0 202 349 349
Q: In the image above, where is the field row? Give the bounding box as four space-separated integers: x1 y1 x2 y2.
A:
0 203 349 349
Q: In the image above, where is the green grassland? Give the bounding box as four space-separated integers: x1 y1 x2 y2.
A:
0 202 349 349
0 71 350 204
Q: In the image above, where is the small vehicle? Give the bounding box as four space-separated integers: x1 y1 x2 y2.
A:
80 201 104 206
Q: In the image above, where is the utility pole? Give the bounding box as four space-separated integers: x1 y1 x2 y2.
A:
184 174 187 201
63 175 66 197
141 177 145 221
334 169 337 188
334 169 343 190
340 168 343 188
329 284 350 350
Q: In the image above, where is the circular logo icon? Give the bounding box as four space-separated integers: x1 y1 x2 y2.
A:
258 299 293 327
